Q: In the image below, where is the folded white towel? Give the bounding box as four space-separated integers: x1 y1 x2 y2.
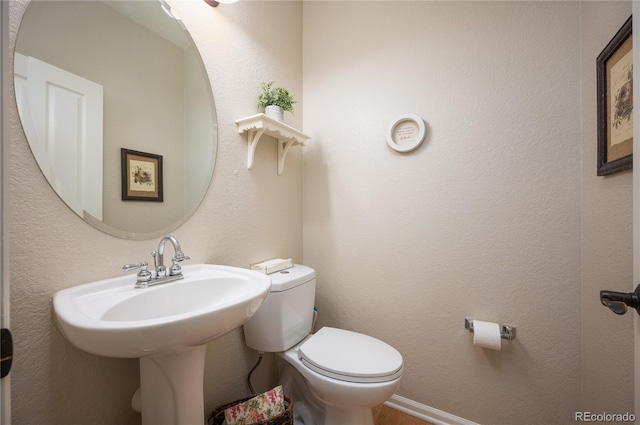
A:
250 258 293 274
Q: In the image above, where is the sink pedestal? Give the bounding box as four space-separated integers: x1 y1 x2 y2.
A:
139 345 207 425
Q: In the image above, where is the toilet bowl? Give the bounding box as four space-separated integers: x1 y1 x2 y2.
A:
280 329 402 424
243 265 404 425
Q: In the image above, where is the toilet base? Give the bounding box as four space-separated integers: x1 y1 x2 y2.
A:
325 406 374 425
276 346 397 425
278 357 324 425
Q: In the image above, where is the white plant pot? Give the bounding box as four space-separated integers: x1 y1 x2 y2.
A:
265 105 284 122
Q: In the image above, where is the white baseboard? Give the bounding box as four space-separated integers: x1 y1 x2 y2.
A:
384 394 479 425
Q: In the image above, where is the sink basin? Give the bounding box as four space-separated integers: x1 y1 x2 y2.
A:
53 263 271 425
53 264 271 358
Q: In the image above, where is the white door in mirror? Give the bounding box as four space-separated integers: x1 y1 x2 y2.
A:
14 53 104 220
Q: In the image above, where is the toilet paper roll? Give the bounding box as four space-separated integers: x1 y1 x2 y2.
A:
473 320 502 351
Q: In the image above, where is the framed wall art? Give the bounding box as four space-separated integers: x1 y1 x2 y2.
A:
121 148 163 201
597 16 633 176
386 113 426 153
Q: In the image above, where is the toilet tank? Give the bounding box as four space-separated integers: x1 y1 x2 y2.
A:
243 264 316 352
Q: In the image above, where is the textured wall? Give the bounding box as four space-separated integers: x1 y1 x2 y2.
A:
302 2 583 424
8 1 302 424
7 1 637 425
580 1 634 416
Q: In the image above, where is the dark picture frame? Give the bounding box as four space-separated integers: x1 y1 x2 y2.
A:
597 16 633 176
121 148 163 201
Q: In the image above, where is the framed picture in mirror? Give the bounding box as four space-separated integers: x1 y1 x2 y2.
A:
597 16 632 176
121 149 163 201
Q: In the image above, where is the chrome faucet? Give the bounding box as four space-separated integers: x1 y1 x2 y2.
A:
123 235 190 288
153 235 190 278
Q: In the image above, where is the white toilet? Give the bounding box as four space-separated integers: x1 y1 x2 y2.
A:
243 265 403 425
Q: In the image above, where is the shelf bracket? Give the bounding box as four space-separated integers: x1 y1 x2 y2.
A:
278 139 297 176
247 128 266 170
236 114 310 175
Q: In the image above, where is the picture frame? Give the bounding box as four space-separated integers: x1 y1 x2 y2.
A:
121 148 163 201
386 113 426 153
597 16 633 176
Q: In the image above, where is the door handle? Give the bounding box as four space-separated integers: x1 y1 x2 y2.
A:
1 328 12 378
600 284 640 315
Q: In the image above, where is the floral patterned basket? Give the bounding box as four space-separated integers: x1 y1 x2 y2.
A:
207 394 293 425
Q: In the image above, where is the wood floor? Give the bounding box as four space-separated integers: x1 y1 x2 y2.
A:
372 405 434 425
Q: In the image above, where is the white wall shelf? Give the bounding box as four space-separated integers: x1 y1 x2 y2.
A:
236 114 310 175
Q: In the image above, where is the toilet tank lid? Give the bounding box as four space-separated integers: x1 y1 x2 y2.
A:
268 264 315 292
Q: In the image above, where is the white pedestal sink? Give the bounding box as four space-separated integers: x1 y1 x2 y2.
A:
52 264 271 425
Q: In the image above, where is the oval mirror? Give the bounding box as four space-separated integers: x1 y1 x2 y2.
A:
14 0 217 240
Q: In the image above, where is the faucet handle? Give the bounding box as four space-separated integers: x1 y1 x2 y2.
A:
123 262 147 272
169 259 182 277
168 254 190 276
122 262 152 283
173 252 190 263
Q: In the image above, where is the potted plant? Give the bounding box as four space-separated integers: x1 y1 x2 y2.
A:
257 81 297 122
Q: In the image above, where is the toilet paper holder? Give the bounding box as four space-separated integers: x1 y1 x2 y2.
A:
464 318 516 341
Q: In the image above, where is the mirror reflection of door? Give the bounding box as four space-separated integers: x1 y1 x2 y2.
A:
15 53 103 220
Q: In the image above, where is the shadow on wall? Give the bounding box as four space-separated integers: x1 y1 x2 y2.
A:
47 325 140 424
303 144 331 225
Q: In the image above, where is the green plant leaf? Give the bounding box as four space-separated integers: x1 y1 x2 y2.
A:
257 81 297 114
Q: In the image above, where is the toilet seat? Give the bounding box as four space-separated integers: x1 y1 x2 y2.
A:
298 327 403 383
